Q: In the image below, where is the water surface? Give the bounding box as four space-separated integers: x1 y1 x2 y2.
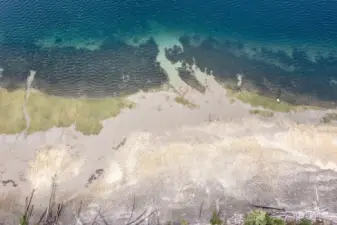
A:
0 0 337 105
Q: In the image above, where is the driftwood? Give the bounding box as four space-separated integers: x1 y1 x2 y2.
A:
1 179 18 187
249 204 285 211
112 137 127 151
85 169 104 187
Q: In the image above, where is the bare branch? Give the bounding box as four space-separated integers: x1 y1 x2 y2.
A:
24 189 35 218
134 210 156 225
127 195 136 225
98 211 109 225
75 216 84 225
77 201 83 217
55 203 64 224
91 209 100 225
27 205 34 222
46 176 57 223
127 209 148 225
37 209 47 225
154 208 161 225
198 200 204 219
72 201 84 225
249 204 285 211
112 137 127 151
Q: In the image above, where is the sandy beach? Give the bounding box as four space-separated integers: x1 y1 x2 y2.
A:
1 35 337 225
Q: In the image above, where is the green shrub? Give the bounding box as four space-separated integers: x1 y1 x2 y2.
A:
299 218 312 225
245 210 268 225
210 211 223 225
245 210 285 225
19 215 28 225
267 216 285 225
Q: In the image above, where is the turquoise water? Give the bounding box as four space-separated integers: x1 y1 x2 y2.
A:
0 0 337 104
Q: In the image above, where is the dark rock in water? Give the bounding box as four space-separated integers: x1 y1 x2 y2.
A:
165 35 337 107
177 66 206 93
0 37 168 98
54 37 63 44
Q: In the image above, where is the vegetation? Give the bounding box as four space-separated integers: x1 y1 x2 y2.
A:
244 211 320 225
249 109 275 117
227 89 320 113
321 112 337 123
210 211 223 225
174 96 198 109
0 88 134 135
15 191 324 225
17 198 323 225
245 210 285 225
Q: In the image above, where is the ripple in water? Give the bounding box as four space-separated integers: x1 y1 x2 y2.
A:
0 0 337 105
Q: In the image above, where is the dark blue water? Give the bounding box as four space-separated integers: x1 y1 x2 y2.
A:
1 0 337 105
2 0 337 43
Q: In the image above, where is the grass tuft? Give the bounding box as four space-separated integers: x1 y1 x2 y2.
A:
299 218 313 225
210 211 223 225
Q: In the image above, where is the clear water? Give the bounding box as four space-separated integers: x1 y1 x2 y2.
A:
0 0 337 104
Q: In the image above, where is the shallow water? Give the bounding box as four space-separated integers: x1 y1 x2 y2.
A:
0 0 337 103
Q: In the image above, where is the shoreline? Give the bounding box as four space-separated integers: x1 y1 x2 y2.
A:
1 76 335 136
1 74 337 224
2 29 337 106
1 33 337 225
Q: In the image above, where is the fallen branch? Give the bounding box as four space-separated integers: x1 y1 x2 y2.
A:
249 204 285 211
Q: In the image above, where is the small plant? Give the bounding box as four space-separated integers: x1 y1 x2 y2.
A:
245 210 268 225
19 190 35 225
245 210 285 225
267 216 285 225
299 218 312 225
19 216 29 225
210 211 223 225
180 219 189 225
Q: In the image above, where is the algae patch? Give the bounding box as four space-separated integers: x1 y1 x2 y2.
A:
249 109 275 117
227 89 320 112
174 96 198 109
0 88 134 135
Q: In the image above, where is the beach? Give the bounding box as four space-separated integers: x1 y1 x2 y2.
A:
1 0 337 223
0 11 337 222
1 55 337 224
